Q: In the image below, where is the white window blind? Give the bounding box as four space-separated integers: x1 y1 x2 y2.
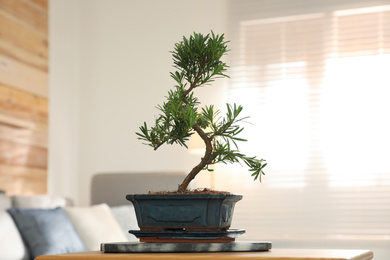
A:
211 0 390 254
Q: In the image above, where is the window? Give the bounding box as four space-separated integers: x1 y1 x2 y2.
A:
211 0 390 252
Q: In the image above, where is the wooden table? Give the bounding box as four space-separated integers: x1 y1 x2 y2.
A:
36 249 373 260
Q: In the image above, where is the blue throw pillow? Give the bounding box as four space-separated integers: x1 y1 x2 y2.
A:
8 207 86 258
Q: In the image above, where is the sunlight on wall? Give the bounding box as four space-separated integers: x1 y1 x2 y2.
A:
222 2 390 252
321 54 390 187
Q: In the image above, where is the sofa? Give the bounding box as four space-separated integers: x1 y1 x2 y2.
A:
0 192 141 260
0 172 186 260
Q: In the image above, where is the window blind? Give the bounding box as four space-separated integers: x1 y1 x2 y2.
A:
212 0 390 252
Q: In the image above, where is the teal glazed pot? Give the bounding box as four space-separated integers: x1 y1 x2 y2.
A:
126 193 242 231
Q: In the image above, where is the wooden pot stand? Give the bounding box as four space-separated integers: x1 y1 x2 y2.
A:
129 229 245 243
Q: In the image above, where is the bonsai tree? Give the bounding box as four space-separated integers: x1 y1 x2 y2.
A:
136 31 266 193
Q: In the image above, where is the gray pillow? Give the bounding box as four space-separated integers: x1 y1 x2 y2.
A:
7 207 86 258
110 204 139 242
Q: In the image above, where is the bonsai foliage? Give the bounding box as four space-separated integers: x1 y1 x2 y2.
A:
137 32 266 192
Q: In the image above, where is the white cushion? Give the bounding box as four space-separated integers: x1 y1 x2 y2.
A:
63 203 128 250
11 195 68 209
0 211 29 260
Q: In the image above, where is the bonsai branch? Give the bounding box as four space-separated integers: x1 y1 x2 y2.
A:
178 125 213 192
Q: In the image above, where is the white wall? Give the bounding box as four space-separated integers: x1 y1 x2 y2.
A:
49 0 81 203
49 0 228 205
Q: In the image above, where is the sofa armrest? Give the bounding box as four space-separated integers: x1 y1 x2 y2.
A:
11 195 73 209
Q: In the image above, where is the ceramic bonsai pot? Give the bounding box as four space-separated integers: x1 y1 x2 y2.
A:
126 193 242 231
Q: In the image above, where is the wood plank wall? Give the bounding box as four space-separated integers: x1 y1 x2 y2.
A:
0 0 48 195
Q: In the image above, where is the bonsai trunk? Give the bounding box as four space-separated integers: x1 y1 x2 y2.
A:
178 125 213 192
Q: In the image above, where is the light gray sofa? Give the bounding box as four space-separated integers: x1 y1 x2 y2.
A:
0 172 186 260
90 172 187 206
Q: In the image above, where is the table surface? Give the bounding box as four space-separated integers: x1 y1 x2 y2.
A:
36 249 373 260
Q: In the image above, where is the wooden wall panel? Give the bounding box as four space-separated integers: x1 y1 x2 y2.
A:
0 164 46 194
0 83 48 123
0 8 47 58
28 0 47 11
0 38 48 71
0 140 47 168
0 123 47 148
0 0 48 195
0 54 48 97
0 0 48 33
